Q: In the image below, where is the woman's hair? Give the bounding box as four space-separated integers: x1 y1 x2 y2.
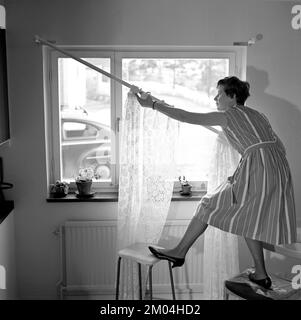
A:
217 76 250 105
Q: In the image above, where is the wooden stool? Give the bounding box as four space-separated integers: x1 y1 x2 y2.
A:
115 243 176 300
224 242 301 300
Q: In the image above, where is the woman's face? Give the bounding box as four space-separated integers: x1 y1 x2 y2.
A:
214 85 236 111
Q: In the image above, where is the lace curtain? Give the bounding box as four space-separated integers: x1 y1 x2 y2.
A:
117 92 240 300
117 92 178 299
203 132 240 299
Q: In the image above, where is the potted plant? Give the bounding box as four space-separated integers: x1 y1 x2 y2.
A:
50 180 69 198
178 176 192 195
75 167 94 196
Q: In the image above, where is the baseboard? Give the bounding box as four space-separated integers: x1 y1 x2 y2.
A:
63 292 204 300
59 284 203 300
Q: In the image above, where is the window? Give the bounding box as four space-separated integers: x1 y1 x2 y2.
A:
45 46 246 192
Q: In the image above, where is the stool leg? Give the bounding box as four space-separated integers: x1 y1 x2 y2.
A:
149 265 153 300
223 286 229 300
115 257 122 300
138 263 142 300
168 262 176 300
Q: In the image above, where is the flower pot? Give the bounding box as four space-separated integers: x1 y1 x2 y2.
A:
76 180 92 195
50 183 69 198
181 184 192 195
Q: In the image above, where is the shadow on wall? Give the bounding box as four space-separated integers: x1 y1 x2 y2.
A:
246 66 301 170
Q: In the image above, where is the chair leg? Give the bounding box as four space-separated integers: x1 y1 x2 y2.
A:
149 265 153 300
138 263 142 300
223 286 229 300
168 262 176 300
115 257 122 300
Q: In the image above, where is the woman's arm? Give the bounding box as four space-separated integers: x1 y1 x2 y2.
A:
135 92 227 127
154 100 227 127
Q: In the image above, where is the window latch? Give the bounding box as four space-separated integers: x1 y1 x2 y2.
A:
116 117 121 132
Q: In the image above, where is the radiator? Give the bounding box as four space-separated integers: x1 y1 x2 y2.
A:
57 220 204 299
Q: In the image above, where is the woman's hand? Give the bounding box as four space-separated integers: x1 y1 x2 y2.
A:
129 85 155 108
135 92 154 108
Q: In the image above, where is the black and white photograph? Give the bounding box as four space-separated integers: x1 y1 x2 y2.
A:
0 0 301 312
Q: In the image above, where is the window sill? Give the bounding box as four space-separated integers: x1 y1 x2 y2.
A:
171 191 205 201
46 191 205 202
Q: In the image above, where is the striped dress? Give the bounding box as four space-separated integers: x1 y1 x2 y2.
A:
194 105 297 245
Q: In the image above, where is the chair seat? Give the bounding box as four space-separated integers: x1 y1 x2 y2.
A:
116 243 176 300
118 243 164 266
225 268 301 300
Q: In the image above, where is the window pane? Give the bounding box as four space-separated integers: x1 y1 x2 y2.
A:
58 58 112 182
122 58 229 181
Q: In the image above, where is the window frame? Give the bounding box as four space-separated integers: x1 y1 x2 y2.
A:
43 45 246 193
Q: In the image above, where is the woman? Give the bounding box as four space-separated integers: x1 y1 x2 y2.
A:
134 76 297 289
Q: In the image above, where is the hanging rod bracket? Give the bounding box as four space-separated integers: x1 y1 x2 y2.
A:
34 35 41 44
34 35 56 45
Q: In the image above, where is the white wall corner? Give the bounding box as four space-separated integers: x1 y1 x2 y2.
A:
0 5 6 29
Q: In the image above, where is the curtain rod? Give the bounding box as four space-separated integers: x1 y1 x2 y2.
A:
34 35 133 89
34 35 219 135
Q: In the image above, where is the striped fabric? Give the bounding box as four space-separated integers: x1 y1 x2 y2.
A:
195 105 297 245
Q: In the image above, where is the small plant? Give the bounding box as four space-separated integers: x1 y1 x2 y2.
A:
178 176 190 186
50 180 69 197
178 176 192 195
75 167 95 196
75 167 95 182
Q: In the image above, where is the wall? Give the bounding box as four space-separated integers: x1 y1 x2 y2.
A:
0 0 300 299
0 211 17 299
0 0 18 300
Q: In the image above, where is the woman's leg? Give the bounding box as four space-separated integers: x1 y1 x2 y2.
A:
244 237 269 279
158 217 208 259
